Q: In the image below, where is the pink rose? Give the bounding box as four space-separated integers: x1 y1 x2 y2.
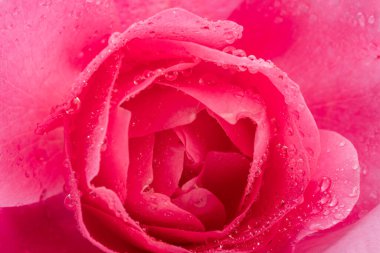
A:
0 1 379 253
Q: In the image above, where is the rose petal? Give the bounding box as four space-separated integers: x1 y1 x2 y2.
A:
234 0 380 215
295 204 380 253
113 0 244 29
0 0 119 207
174 110 238 169
77 187 189 253
211 115 256 157
66 53 122 188
126 135 155 194
151 130 185 196
125 192 205 232
172 187 227 230
122 85 202 138
92 108 131 202
195 151 251 219
0 195 102 253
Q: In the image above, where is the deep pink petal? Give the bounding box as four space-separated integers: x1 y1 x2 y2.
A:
151 130 185 196
172 187 227 230
126 135 155 194
211 115 256 157
113 0 243 29
0 0 119 207
92 108 131 202
174 110 237 168
196 151 251 219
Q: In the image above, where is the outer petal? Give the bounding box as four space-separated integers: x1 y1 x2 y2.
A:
0 0 119 206
0 195 102 253
113 0 244 29
230 0 380 216
295 204 380 253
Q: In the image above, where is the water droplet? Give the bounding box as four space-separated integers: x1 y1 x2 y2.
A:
357 12 366 27
339 141 346 147
164 71 178 81
368 15 375 25
319 177 331 192
65 97 81 114
193 195 207 208
222 46 236 54
247 55 257 61
64 194 75 210
287 127 294 136
334 213 344 220
100 138 108 152
224 31 236 44
353 164 359 170
348 186 359 197
319 193 331 205
328 195 338 207
133 75 146 85
232 49 247 57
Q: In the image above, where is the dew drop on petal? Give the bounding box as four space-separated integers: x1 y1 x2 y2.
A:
64 194 75 210
328 195 338 207
65 97 81 114
368 15 375 24
319 177 331 192
164 71 178 81
348 186 359 198
357 12 366 27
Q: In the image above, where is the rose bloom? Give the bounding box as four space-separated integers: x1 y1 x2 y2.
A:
1 0 379 253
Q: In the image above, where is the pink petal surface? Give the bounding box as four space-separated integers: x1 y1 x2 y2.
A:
175 110 237 168
122 85 202 138
195 151 251 219
230 0 380 217
77 187 189 253
92 108 131 202
295 204 380 253
0 195 102 253
151 130 185 196
113 0 243 29
172 187 227 230
0 0 119 207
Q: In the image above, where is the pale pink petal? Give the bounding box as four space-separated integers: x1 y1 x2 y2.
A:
0 195 102 253
295 204 380 253
230 0 380 215
0 0 119 207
